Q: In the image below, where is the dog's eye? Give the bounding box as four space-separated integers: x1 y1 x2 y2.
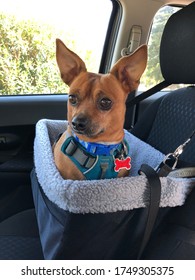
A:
69 94 78 106
99 97 112 111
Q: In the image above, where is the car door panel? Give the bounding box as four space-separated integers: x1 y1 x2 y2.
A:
0 94 68 220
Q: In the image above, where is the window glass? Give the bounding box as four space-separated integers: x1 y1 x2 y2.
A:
0 0 112 95
140 6 181 91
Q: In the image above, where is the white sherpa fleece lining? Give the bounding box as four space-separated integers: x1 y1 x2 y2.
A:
33 119 195 214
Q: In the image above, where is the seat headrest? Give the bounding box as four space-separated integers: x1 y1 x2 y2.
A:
160 2 195 84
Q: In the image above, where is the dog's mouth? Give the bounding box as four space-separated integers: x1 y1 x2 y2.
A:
72 129 104 138
69 122 104 139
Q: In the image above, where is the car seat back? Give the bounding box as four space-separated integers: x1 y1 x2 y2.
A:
132 2 195 167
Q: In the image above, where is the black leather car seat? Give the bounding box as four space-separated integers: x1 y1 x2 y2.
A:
0 2 194 260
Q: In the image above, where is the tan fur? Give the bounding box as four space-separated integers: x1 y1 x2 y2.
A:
54 39 147 180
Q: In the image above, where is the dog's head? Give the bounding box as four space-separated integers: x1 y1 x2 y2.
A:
56 39 147 143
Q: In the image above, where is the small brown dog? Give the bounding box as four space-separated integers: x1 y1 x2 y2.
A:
53 39 147 180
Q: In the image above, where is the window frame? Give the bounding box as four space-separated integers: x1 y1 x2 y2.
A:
99 0 122 74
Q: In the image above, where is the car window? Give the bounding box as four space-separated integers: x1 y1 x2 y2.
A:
0 0 112 95
140 6 181 91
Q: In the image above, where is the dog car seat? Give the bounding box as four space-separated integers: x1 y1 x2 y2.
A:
31 119 193 259
30 3 195 260
0 2 194 260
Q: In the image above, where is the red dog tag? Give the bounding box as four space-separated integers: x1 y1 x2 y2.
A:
114 157 131 172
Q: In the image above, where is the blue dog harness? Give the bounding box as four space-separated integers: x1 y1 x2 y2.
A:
60 134 130 180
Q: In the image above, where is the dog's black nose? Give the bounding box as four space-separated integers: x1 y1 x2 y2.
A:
71 115 88 132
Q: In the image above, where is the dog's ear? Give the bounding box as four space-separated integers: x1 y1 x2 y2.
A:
110 45 147 94
56 39 87 86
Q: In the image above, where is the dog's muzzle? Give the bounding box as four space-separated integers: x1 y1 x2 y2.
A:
71 115 88 133
71 115 103 137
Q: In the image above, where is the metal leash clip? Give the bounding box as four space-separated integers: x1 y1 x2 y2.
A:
156 130 195 177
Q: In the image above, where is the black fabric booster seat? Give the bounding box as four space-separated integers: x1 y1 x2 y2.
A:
31 3 195 260
31 120 193 259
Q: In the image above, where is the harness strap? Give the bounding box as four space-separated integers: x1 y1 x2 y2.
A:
61 137 96 170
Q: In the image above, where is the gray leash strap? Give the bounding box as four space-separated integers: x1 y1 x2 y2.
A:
168 167 195 178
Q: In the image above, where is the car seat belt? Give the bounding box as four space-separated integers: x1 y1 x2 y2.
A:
126 80 171 108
